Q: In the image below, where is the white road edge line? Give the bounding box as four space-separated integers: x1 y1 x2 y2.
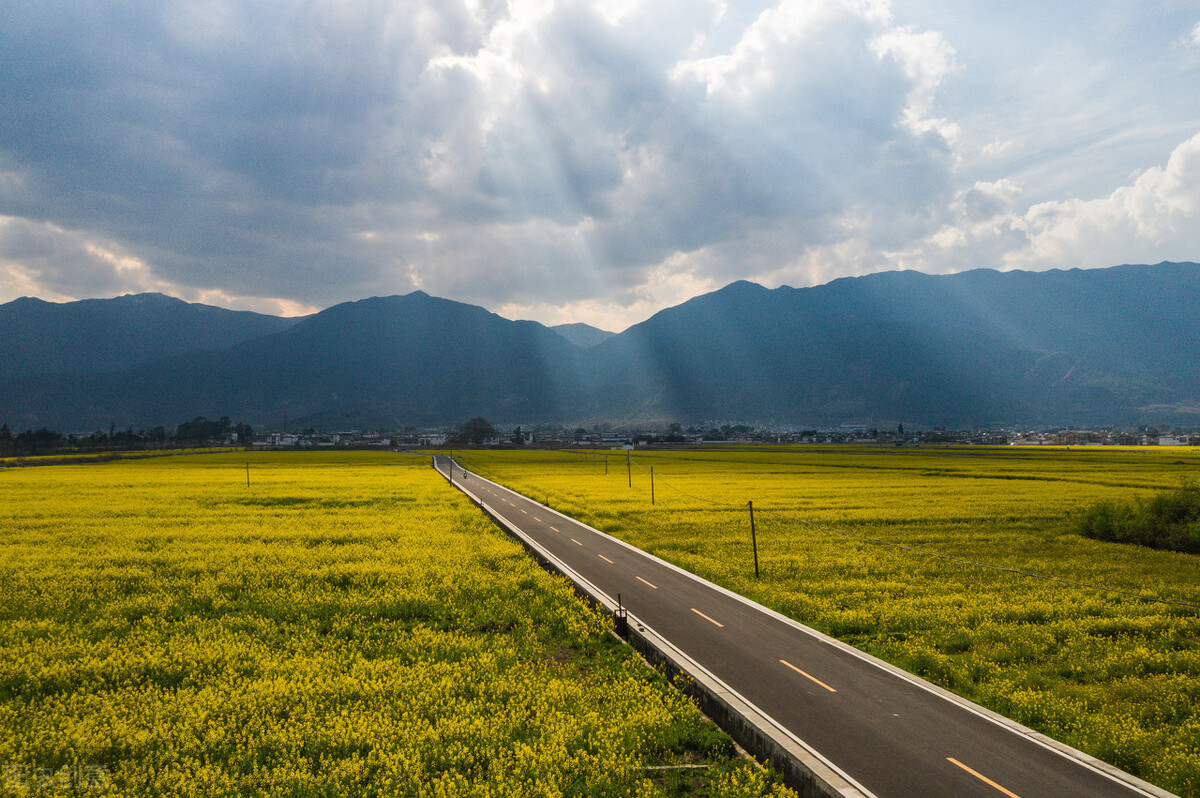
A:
445 465 878 798
438 458 1169 798
448 465 1162 797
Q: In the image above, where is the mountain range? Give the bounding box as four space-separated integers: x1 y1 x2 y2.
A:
2 262 1198 431
550 323 616 349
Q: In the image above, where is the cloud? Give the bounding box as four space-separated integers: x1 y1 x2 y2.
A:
851 131 1200 277
497 250 721 331
0 216 166 299
0 0 960 314
0 0 1196 329
870 25 958 141
1019 130 1200 267
0 214 315 315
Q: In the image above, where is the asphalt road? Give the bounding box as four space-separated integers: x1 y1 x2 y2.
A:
434 456 1169 798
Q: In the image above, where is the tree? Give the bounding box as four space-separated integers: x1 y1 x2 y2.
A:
176 416 232 442
14 427 64 453
511 426 526 446
455 417 495 445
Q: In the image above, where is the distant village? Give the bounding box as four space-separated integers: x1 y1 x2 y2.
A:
249 423 1200 450
4 416 1197 458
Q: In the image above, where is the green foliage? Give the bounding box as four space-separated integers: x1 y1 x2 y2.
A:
3 426 64 455
1077 481 1200 553
175 415 248 443
0 415 251 456
455 416 496 445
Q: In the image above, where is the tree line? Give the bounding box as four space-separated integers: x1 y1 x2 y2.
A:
0 416 253 456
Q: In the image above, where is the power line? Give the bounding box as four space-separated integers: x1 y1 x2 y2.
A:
459 449 1198 611
625 456 726 505
788 516 1200 612
653 475 727 506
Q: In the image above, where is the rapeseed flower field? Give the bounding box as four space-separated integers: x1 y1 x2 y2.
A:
0 451 791 797
456 446 1200 797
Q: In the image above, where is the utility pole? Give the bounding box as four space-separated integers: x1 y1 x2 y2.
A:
626 451 631 488
605 454 608 475
748 501 760 579
650 467 655 505
245 462 250 488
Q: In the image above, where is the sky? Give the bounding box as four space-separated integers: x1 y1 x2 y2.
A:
1 1 1198 331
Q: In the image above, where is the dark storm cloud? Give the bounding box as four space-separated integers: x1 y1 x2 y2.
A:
2 0 1198 328
1 1 445 299
2 0 944 305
